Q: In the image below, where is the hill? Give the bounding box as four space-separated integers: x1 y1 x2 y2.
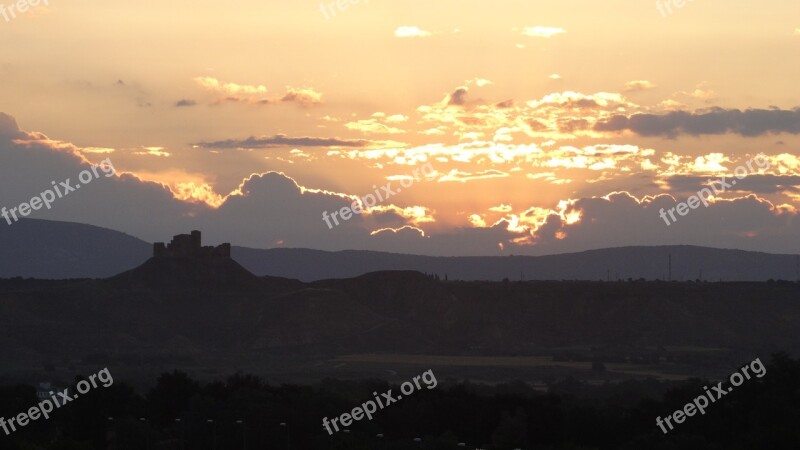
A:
0 218 150 279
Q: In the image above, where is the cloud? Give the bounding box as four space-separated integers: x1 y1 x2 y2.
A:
489 204 513 213
193 134 373 149
82 147 115 154
395 26 433 38
527 91 631 109
384 114 410 123
675 87 718 102
521 26 566 38
558 118 590 133
193 77 323 106
193 175 800 256
0 113 430 251
624 80 657 92
664 174 800 195
196 172 445 253
447 87 470 106
440 79 496 108
345 119 406 135
439 169 509 183
595 108 800 137
175 99 197 107
280 87 323 107
523 192 800 255
366 205 436 227
133 147 171 157
194 77 268 96
0 113 26 141
414 88 643 142
0 113 204 241
421 127 446 136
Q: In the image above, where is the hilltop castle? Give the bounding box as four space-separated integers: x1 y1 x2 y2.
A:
153 231 231 259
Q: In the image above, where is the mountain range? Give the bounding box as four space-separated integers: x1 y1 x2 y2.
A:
2 218 799 281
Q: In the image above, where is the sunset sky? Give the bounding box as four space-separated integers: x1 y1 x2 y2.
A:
1 0 799 255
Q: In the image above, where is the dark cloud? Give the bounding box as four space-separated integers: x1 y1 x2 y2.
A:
175 99 197 107
448 87 469 106
525 192 800 255
193 134 372 149
564 98 601 108
665 175 800 195
526 119 548 132
197 173 370 247
0 115 507 255
368 209 416 228
279 89 323 107
595 108 800 137
558 118 589 133
0 118 202 242
0 113 25 141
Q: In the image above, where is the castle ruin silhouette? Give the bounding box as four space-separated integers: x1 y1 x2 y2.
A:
153 231 231 259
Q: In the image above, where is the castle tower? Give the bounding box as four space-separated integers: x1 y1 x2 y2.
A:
191 230 202 250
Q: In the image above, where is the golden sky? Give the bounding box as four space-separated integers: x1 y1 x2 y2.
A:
1 0 799 255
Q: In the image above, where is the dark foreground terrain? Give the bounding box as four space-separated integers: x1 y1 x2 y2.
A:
1 257 799 448
1 255 799 387
1 355 799 449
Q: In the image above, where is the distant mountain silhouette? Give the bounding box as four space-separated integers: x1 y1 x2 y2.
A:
0 218 150 279
233 245 800 282
2 219 800 281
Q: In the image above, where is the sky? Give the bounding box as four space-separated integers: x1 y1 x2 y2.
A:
1 0 799 255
